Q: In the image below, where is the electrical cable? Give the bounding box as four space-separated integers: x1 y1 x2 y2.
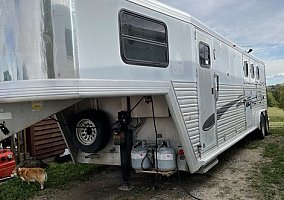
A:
150 97 158 165
150 96 159 189
129 96 146 113
175 153 203 200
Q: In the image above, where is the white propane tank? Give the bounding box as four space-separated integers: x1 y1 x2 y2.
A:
131 143 150 170
156 141 176 171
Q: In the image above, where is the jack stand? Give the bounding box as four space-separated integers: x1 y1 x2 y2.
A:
117 182 134 191
151 173 159 191
117 111 133 191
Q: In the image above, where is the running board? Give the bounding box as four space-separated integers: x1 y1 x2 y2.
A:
196 158 218 174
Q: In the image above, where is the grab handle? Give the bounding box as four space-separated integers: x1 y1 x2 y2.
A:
214 73 220 100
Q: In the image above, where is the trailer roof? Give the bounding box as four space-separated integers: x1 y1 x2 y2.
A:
128 0 264 64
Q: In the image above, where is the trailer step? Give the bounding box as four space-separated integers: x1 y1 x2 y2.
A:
197 158 218 174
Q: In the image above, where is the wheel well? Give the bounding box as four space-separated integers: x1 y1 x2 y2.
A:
255 109 267 130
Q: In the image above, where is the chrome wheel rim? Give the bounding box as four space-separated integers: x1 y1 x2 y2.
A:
76 119 97 145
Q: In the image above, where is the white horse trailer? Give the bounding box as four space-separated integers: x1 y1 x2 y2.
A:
0 0 268 182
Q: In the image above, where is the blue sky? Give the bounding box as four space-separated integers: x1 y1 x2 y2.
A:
158 0 284 85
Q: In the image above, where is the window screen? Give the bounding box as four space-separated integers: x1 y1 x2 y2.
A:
119 10 168 67
244 61 249 77
199 42 210 68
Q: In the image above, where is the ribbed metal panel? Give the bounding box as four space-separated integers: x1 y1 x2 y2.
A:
252 101 266 125
172 81 200 158
261 86 267 107
259 85 267 108
245 83 267 126
216 84 245 145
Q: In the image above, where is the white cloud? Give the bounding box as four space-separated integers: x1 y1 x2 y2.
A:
158 0 284 78
264 59 284 76
264 60 284 85
266 73 284 85
159 0 284 43
162 0 284 46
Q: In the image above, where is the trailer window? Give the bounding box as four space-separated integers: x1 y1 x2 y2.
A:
244 61 249 77
251 64 255 78
256 66 260 80
199 42 211 68
119 10 168 67
65 28 73 59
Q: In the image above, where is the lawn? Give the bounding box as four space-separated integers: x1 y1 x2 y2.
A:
0 162 100 200
253 107 284 199
268 107 284 125
1 107 283 200
254 126 284 200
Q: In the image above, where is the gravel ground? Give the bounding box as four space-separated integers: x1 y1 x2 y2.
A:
33 134 268 200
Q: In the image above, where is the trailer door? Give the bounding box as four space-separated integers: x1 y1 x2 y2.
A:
243 56 253 128
196 30 217 152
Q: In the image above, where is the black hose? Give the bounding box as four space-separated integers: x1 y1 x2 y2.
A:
175 153 202 200
150 96 160 190
141 149 150 170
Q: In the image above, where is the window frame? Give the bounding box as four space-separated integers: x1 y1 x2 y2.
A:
199 41 211 68
119 10 169 67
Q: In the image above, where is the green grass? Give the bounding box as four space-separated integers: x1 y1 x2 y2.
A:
250 107 284 200
0 162 100 200
258 127 284 199
268 107 284 122
1 107 282 200
269 121 284 128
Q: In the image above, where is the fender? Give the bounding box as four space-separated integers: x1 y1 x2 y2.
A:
254 109 267 130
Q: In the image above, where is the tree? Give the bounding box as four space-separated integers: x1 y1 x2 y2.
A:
271 84 281 103
267 90 278 107
279 84 284 110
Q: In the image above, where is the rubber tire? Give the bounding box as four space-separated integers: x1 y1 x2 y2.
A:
258 114 266 140
265 113 269 136
69 110 112 153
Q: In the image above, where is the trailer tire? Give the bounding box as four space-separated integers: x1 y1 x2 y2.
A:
69 110 112 153
257 114 266 140
265 113 269 136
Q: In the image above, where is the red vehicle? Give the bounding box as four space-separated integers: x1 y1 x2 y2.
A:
0 149 16 179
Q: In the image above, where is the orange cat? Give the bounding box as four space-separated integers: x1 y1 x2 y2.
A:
11 167 47 189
